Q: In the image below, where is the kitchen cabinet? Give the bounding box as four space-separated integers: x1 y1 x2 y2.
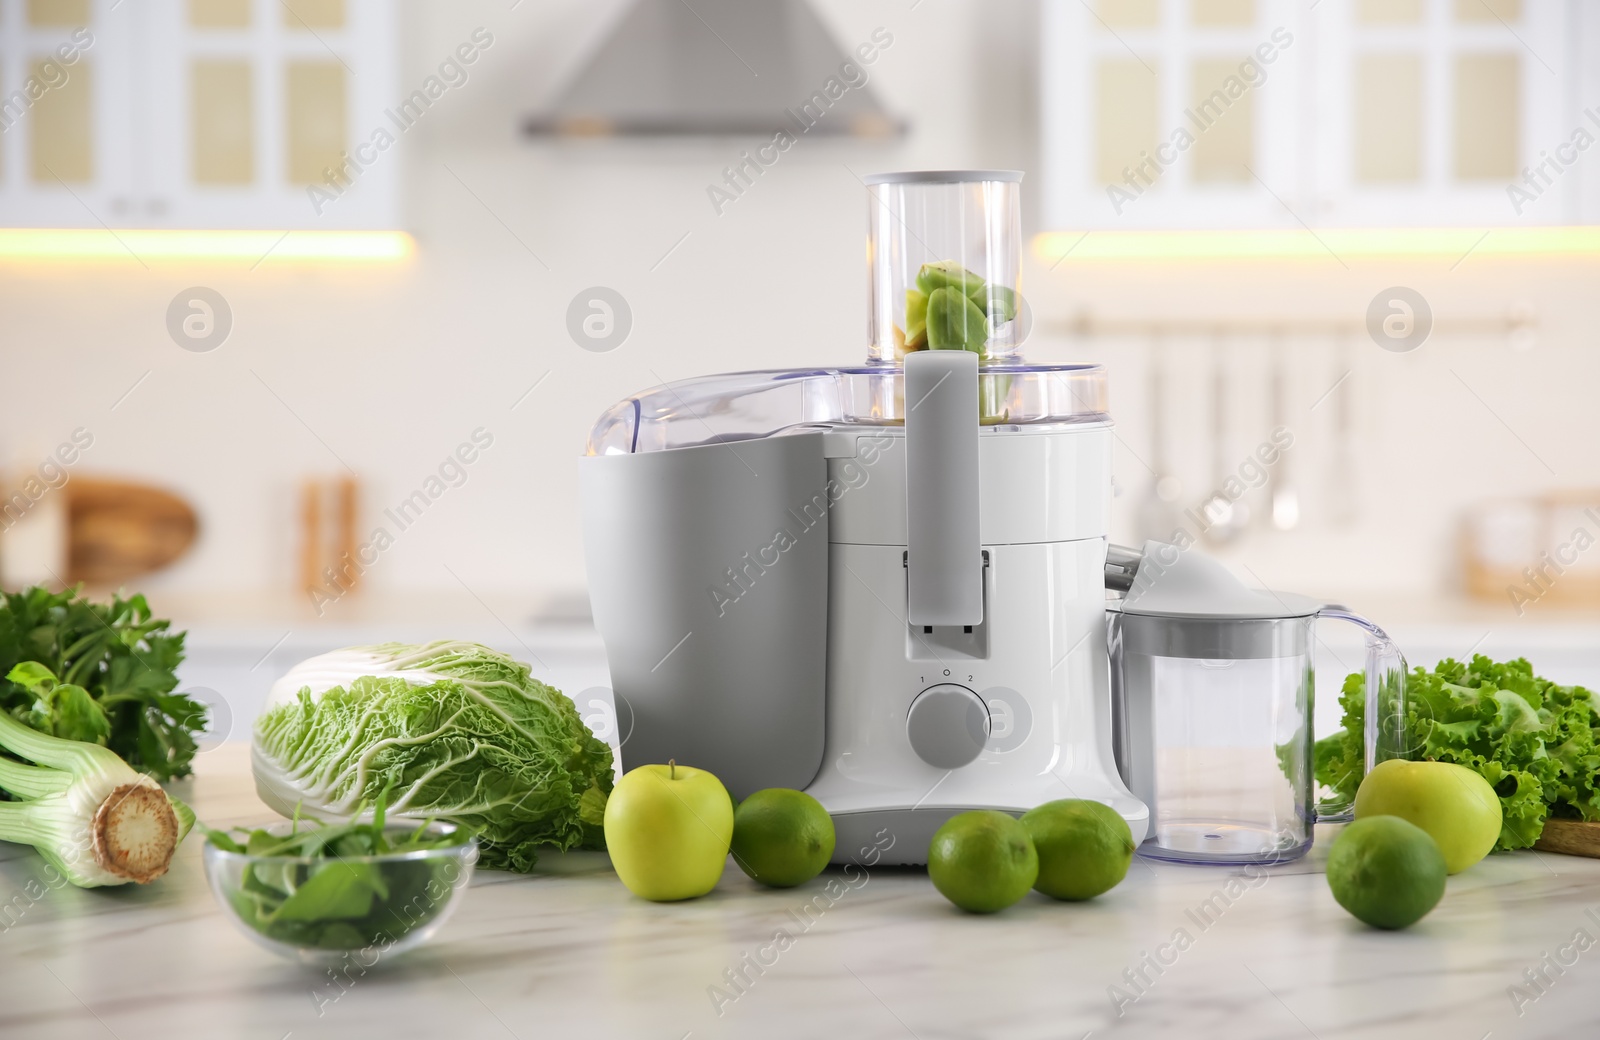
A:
0 0 130 225
0 0 398 230
1041 0 1595 229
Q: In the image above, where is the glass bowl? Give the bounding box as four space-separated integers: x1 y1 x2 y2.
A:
202 820 477 967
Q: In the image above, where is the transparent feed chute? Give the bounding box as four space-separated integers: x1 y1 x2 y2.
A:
585 171 1108 457
865 171 1025 363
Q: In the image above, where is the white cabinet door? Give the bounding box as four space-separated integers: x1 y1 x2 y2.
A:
140 0 399 229
1040 0 1591 231
1041 0 1312 230
0 0 138 228
0 0 398 230
1309 0 1575 227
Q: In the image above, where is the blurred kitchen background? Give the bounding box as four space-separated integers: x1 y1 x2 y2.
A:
1 0 1598 740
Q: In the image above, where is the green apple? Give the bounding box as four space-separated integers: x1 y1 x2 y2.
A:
604 761 733 901
1353 759 1501 874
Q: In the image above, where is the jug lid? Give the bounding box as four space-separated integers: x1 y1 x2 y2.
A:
1119 540 1321 619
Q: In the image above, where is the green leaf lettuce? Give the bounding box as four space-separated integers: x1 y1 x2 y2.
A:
1315 655 1600 850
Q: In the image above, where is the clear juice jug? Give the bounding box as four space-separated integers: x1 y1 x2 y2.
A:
1108 543 1408 864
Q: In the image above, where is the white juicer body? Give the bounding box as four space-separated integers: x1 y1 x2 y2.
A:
580 171 1150 866
805 420 1149 865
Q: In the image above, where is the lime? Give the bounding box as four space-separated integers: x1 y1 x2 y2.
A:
927 810 1039 913
1021 799 1134 901
1326 815 1447 929
729 789 835 888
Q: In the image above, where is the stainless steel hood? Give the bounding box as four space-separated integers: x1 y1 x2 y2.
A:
523 0 905 138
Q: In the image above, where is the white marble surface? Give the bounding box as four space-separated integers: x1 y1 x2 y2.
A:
2 744 1598 1040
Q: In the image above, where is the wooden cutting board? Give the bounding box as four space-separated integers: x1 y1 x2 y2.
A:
66 478 198 585
1533 818 1600 858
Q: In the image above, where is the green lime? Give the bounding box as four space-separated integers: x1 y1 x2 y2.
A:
1021 799 1134 901
927 810 1039 913
730 789 835 888
1326 815 1447 930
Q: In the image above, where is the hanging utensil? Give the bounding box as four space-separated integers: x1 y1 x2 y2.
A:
1268 330 1300 531
1201 333 1248 545
1327 333 1358 528
1137 330 1184 542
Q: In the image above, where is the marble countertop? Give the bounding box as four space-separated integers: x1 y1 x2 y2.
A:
2 744 1598 1040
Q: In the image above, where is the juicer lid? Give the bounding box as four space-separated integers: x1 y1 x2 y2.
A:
583 365 1110 455
1119 540 1322 619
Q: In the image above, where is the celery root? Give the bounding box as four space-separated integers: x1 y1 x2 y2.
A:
0 710 187 887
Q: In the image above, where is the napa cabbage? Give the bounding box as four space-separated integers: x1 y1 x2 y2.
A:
252 641 614 872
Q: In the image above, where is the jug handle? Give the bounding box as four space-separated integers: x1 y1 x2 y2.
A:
1313 606 1409 823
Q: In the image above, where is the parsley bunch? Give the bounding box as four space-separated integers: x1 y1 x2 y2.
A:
0 585 201 782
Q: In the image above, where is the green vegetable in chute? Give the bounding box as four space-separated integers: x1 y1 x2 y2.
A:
252 641 614 872
1314 655 1600 851
908 261 1019 349
902 259 1018 419
905 288 929 349
916 259 986 296
926 286 989 352
970 284 1018 323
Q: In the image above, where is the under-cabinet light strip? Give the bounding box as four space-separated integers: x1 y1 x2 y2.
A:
1033 227 1600 263
0 229 415 262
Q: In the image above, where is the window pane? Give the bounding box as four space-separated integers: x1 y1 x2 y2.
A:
1189 58 1253 183
1355 54 1422 183
190 0 251 28
1193 0 1254 27
27 0 89 26
1096 59 1159 187
193 60 253 184
31 57 91 182
1454 54 1518 180
1097 0 1159 29
282 0 344 30
1455 0 1521 23
1358 0 1424 24
286 61 345 184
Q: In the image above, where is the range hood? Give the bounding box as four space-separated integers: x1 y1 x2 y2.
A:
524 0 904 138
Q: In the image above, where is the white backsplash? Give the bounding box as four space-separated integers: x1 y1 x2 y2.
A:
0 0 1595 628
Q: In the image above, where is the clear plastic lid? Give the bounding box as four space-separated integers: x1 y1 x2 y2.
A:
585 365 1108 455
865 170 1024 363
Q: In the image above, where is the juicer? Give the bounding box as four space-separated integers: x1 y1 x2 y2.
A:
580 171 1149 864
